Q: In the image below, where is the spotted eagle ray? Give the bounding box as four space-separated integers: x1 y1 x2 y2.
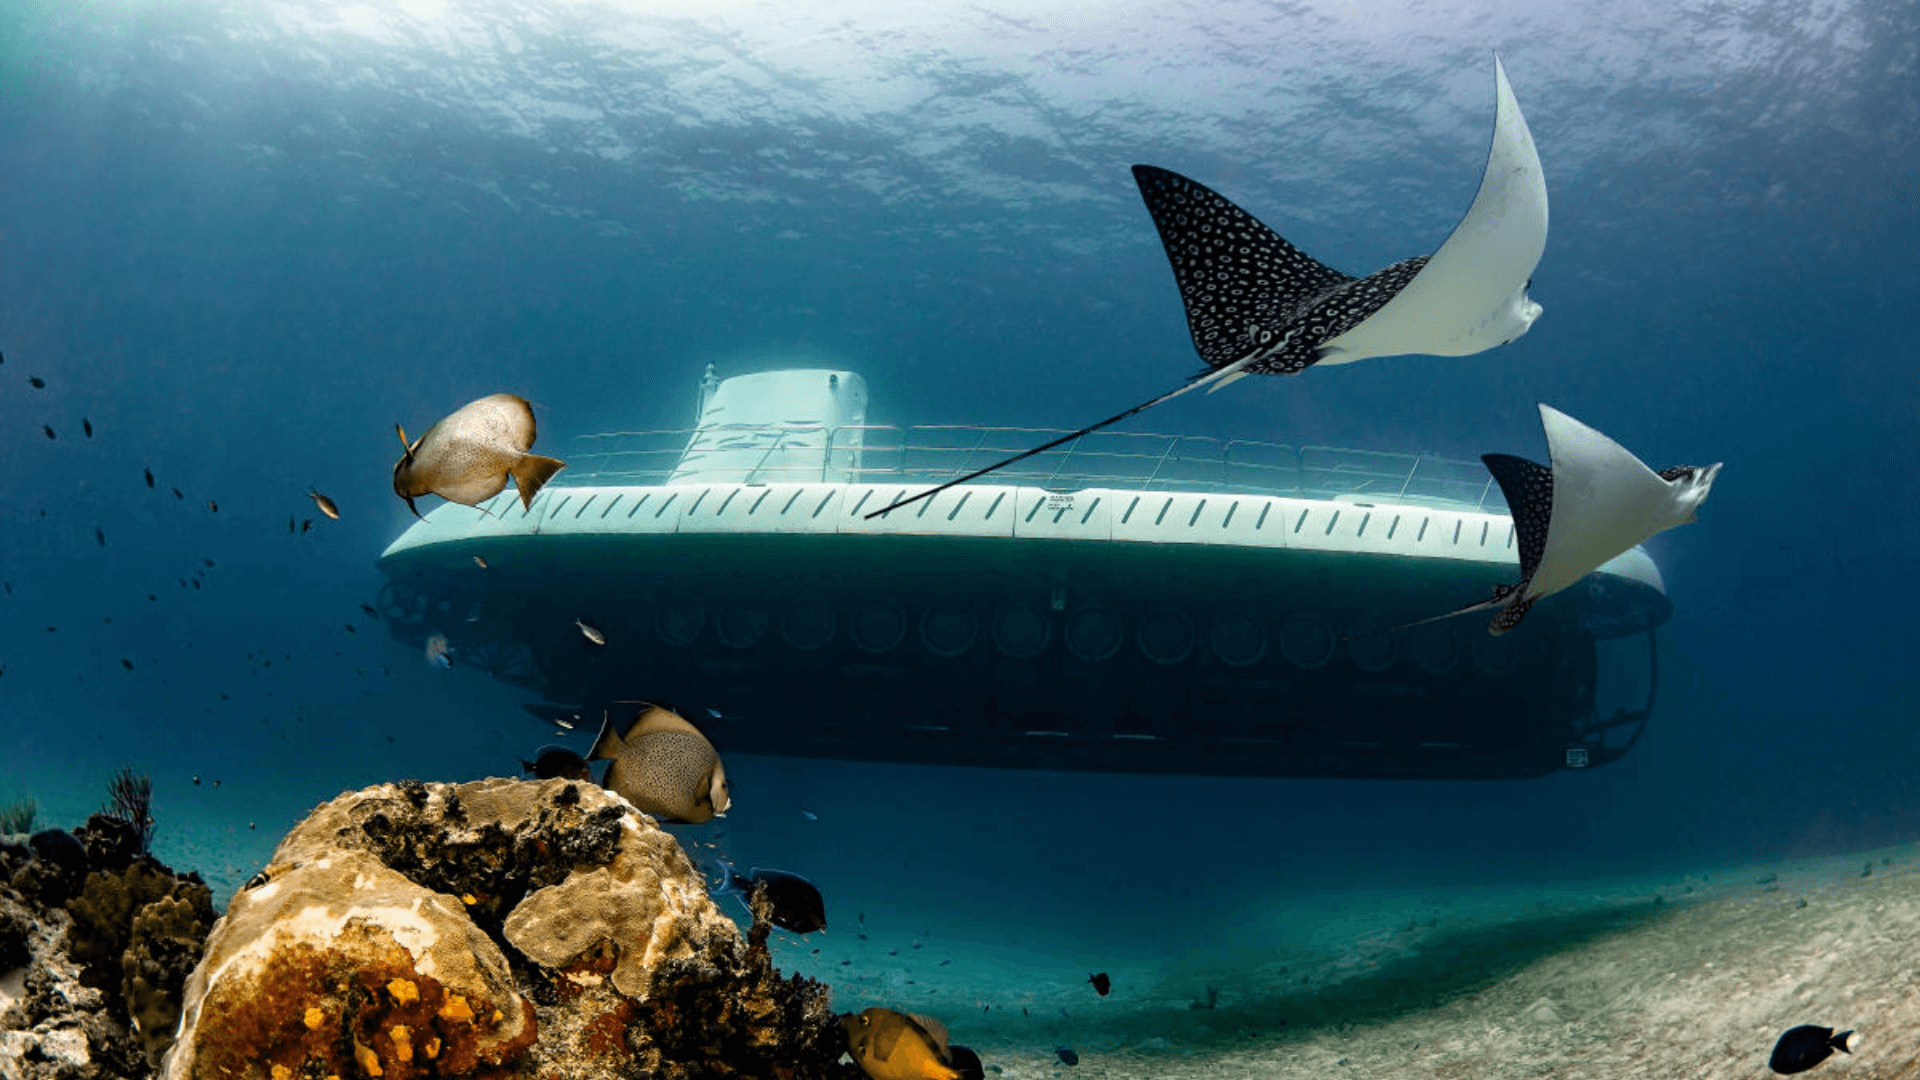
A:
867 55 1548 519
1415 404 1721 635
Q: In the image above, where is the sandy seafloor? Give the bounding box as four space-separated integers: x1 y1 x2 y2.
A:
10 736 1920 1080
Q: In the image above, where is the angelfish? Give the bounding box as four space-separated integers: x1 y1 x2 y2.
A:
588 702 730 824
866 55 1548 519
392 393 565 518
840 1008 982 1080
1416 404 1721 635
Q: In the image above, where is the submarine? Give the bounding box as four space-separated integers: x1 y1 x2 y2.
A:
375 366 1669 780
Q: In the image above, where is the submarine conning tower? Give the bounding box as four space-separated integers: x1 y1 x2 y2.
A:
377 365 1669 780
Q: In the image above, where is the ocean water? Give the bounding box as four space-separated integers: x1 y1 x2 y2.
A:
2 0 1918 1075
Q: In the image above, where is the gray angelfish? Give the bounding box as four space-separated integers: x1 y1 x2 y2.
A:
1420 404 1721 635
868 55 1547 519
392 393 565 518
588 702 731 824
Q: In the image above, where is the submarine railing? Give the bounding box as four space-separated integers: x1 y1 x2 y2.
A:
569 424 1507 513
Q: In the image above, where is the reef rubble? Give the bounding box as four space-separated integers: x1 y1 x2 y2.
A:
162 777 857 1080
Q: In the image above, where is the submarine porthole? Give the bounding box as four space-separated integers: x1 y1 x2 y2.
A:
993 604 1050 659
1065 604 1125 663
1136 607 1196 666
851 600 908 654
1208 612 1266 668
1411 623 1462 675
1278 612 1336 670
655 600 705 647
920 604 980 658
781 598 835 652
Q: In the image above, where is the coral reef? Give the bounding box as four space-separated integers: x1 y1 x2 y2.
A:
0 814 216 1080
166 778 859 1080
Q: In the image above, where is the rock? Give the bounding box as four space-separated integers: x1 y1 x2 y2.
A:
164 777 850 1080
0 817 213 1080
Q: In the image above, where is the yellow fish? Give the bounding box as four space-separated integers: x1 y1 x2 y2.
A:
392 393 564 518
588 702 730 824
841 1009 968 1080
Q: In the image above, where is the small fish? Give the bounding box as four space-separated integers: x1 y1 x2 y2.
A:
424 632 454 670
29 376 44 389
207 499 218 513
1055 1047 1079 1066
94 527 105 547
473 555 488 569
344 623 356 634
713 860 827 934
948 1047 984 1080
308 489 340 520
519 745 592 781
43 425 55 440
288 516 296 533
82 418 92 438
301 517 312 533
588 702 730 824
1769 1026 1857 1074
1088 973 1110 997
359 603 379 619
171 487 183 500
144 468 155 488
801 808 819 821
120 658 133 671
706 706 723 718
840 1008 979 1080
575 618 606 646
391 393 565 517
192 775 200 786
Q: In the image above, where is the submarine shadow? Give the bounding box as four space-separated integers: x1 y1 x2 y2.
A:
1149 898 1679 1047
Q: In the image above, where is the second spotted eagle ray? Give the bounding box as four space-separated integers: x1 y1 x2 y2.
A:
868 55 1549 519
1416 404 1722 635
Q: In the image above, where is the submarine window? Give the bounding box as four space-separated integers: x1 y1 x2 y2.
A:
1410 624 1462 675
655 601 705 647
851 600 908 653
782 598 836 652
920 605 980 658
1137 608 1196 666
1065 605 1125 663
993 605 1051 659
1208 613 1266 668
1278 613 1335 670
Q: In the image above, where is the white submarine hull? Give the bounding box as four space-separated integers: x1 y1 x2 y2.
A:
375 368 1670 780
